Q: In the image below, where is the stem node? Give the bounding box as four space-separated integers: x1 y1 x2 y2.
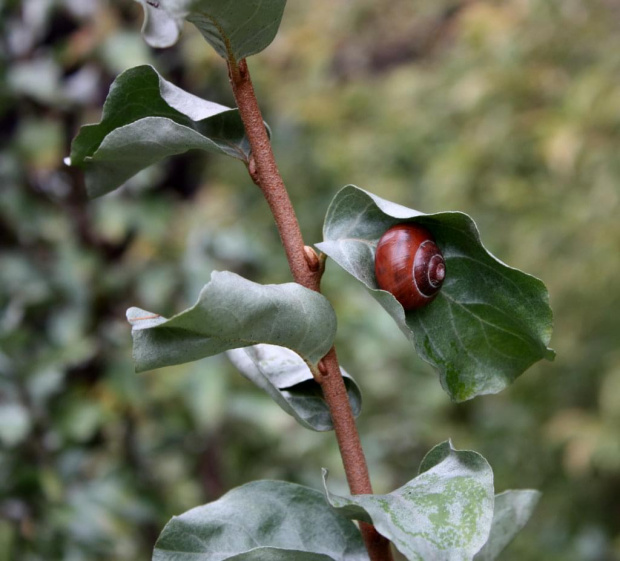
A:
304 246 321 272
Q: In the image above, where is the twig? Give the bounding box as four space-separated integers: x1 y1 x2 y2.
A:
229 57 393 561
230 60 320 291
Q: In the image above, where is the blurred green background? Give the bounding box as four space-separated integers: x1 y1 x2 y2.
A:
1 0 620 559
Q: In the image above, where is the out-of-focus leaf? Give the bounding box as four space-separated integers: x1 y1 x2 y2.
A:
317 185 554 402
136 0 287 62
58 400 104 443
69 65 249 198
100 31 153 74
8 58 62 105
17 118 64 169
227 344 361 432
323 441 494 560
152 480 369 561
474 490 541 560
127 271 336 372
0 403 31 447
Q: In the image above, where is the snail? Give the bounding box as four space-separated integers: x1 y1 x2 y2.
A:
374 223 446 311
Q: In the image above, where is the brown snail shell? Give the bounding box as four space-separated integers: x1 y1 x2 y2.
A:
374 223 446 311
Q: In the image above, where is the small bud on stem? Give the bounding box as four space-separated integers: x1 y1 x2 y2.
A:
304 246 321 272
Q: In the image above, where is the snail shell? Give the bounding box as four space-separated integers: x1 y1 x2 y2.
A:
374 223 446 311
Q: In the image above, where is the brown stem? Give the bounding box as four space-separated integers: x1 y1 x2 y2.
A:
229 58 393 561
319 349 393 559
318 348 372 494
229 60 320 291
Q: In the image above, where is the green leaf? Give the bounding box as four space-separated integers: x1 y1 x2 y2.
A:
316 185 554 402
152 480 369 561
323 441 494 561
137 0 287 62
0 403 31 447
226 344 361 432
474 490 541 561
68 65 250 198
127 271 336 372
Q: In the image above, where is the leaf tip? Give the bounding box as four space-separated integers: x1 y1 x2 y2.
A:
138 0 183 49
126 307 165 330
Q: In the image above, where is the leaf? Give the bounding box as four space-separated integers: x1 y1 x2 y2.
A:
137 0 288 62
0 403 31 447
316 185 554 402
152 480 369 561
226 344 361 432
68 65 250 198
225 551 333 561
323 441 495 561
127 271 336 372
474 490 541 561
137 1 183 49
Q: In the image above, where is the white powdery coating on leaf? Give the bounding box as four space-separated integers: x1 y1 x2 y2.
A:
323 442 495 561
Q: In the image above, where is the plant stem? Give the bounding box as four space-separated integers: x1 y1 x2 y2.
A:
319 348 394 560
229 60 319 291
229 59 393 561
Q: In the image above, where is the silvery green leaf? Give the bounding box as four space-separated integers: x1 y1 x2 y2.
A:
137 0 183 48
127 271 336 372
227 344 361 432
69 65 249 198
317 185 554 402
225 551 333 561
136 0 287 62
474 490 541 560
152 480 369 561
323 441 495 561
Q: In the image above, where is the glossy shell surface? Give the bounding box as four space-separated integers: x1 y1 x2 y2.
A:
374 223 446 311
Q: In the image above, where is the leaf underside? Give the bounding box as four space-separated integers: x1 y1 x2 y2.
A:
226 344 362 432
474 490 541 561
317 185 554 402
137 0 288 62
69 64 250 198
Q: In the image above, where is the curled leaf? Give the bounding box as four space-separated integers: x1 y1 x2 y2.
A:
474 490 541 560
136 0 288 62
69 65 250 197
317 185 554 402
127 271 337 372
137 0 183 48
323 441 495 561
227 344 362 432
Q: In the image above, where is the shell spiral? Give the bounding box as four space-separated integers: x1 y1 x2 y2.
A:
374 223 446 311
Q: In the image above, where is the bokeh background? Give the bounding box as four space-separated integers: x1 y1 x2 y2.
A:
1 0 620 559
